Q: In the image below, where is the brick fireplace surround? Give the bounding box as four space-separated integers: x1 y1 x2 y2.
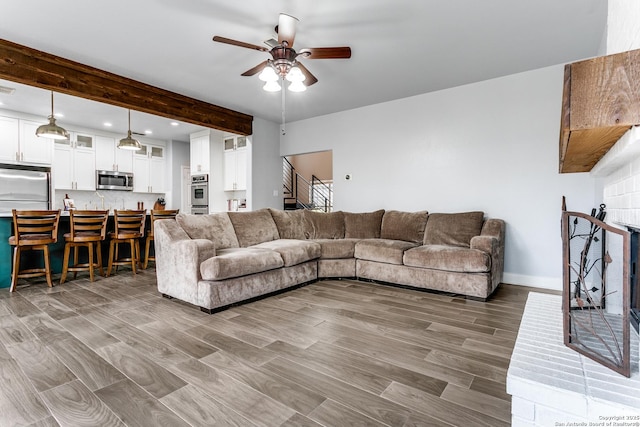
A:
507 293 640 426
507 127 640 426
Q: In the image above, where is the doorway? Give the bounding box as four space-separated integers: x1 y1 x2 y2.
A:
181 165 191 213
283 150 333 211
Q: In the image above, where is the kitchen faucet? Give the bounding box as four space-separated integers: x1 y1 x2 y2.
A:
95 191 105 210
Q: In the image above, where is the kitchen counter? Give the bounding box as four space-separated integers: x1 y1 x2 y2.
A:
0 213 152 288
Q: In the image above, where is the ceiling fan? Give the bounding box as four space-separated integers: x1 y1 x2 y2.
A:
213 13 351 91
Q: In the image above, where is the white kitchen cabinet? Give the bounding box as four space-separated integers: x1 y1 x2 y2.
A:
133 142 165 193
53 132 95 190
95 135 133 172
190 131 210 174
223 136 247 191
0 117 53 165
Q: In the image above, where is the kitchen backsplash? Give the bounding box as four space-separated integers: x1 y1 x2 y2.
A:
54 190 164 212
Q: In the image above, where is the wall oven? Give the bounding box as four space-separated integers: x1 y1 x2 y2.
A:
190 174 208 214
96 170 133 191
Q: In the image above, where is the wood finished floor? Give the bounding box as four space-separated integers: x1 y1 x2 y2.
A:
0 269 555 427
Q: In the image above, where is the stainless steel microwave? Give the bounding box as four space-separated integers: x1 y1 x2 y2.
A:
96 170 134 191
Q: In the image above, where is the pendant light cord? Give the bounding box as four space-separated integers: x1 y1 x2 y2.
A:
281 78 286 135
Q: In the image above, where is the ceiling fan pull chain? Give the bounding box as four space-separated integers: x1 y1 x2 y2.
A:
281 79 286 135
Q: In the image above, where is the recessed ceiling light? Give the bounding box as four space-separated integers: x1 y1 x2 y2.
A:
103 122 113 127
54 112 64 118
170 122 179 126
0 101 4 106
144 130 152 135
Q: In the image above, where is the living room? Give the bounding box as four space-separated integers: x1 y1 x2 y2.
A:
1 1 639 426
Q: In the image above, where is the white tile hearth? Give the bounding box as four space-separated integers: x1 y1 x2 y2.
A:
507 292 640 426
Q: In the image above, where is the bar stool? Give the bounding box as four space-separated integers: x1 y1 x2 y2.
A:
106 209 146 276
143 209 179 269
60 210 109 284
8 209 61 292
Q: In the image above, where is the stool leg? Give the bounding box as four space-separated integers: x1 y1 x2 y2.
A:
130 239 137 274
88 242 95 282
60 243 71 285
107 240 115 277
73 246 79 280
43 245 53 288
96 242 104 277
10 246 21 292
143 237 151 269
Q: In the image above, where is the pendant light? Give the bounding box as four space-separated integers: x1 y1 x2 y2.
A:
35 91 69 140
118 109 142 150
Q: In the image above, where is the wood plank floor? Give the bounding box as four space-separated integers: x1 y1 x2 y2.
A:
0 269 557 426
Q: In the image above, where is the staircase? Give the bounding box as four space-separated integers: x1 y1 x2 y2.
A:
283 158 332 212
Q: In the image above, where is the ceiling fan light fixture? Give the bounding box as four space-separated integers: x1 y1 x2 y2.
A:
36 91 69 140
263 80 282 92
258 66 279 82
285 66 305 82
288 80 307 92
118 109 142 150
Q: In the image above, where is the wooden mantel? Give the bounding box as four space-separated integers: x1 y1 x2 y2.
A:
0 38 252 136
559 48 640 173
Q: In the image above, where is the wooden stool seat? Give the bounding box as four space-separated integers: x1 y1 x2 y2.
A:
143 209 179 269
107 210 146 276
60 210 109 284
9 209 61 292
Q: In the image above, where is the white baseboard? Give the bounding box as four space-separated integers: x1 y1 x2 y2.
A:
502 273 561 291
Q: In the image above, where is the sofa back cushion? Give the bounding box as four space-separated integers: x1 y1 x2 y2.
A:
380 210 428 243
269 209 313 239
344 210 385 238
305 211 345 239
175 212 239 249
423 211 485 248
228 209 280 247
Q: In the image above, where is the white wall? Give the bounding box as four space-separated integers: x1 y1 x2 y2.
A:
281 65 598 289
606 0 640 54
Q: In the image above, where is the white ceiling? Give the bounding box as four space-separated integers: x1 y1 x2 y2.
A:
0 0 607 142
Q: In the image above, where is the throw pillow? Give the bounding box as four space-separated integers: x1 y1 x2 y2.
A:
423 211 485 247
380 210 429 243
344 210 385 238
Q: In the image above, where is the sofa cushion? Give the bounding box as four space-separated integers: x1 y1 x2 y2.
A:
269 209 312 239
380 210 428 243
175 212 239 249
344 210 385 238
314 238 360 259
403 245 491 273
200 248 284 281
423 211 484 248
354 239 419 265
228 209 280 247
252 239 321 267
305 210 345 239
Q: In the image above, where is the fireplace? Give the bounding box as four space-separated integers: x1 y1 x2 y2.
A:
561 202 631 377
628 228 640 334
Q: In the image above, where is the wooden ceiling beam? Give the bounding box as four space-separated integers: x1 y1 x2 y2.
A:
0 38 252 135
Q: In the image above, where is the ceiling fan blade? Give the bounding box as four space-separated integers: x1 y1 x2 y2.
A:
241 61 268 76
213 36 268 52
277 13 298 47
299 47 352 59
296 63 318 86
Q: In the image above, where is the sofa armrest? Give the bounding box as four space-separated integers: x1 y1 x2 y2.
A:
470 235 497 254
476 218 505 292
154 219 216 306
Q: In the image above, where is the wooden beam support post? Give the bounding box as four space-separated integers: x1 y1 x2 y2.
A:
0 38 252 135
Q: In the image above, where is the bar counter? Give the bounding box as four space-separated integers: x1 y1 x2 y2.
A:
0 212 152 288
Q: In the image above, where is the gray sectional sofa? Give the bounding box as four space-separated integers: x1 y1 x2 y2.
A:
154 208 505 313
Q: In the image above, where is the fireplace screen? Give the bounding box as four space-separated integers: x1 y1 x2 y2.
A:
561 202 630 377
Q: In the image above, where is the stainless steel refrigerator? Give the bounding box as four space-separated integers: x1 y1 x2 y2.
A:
0 166 50 213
